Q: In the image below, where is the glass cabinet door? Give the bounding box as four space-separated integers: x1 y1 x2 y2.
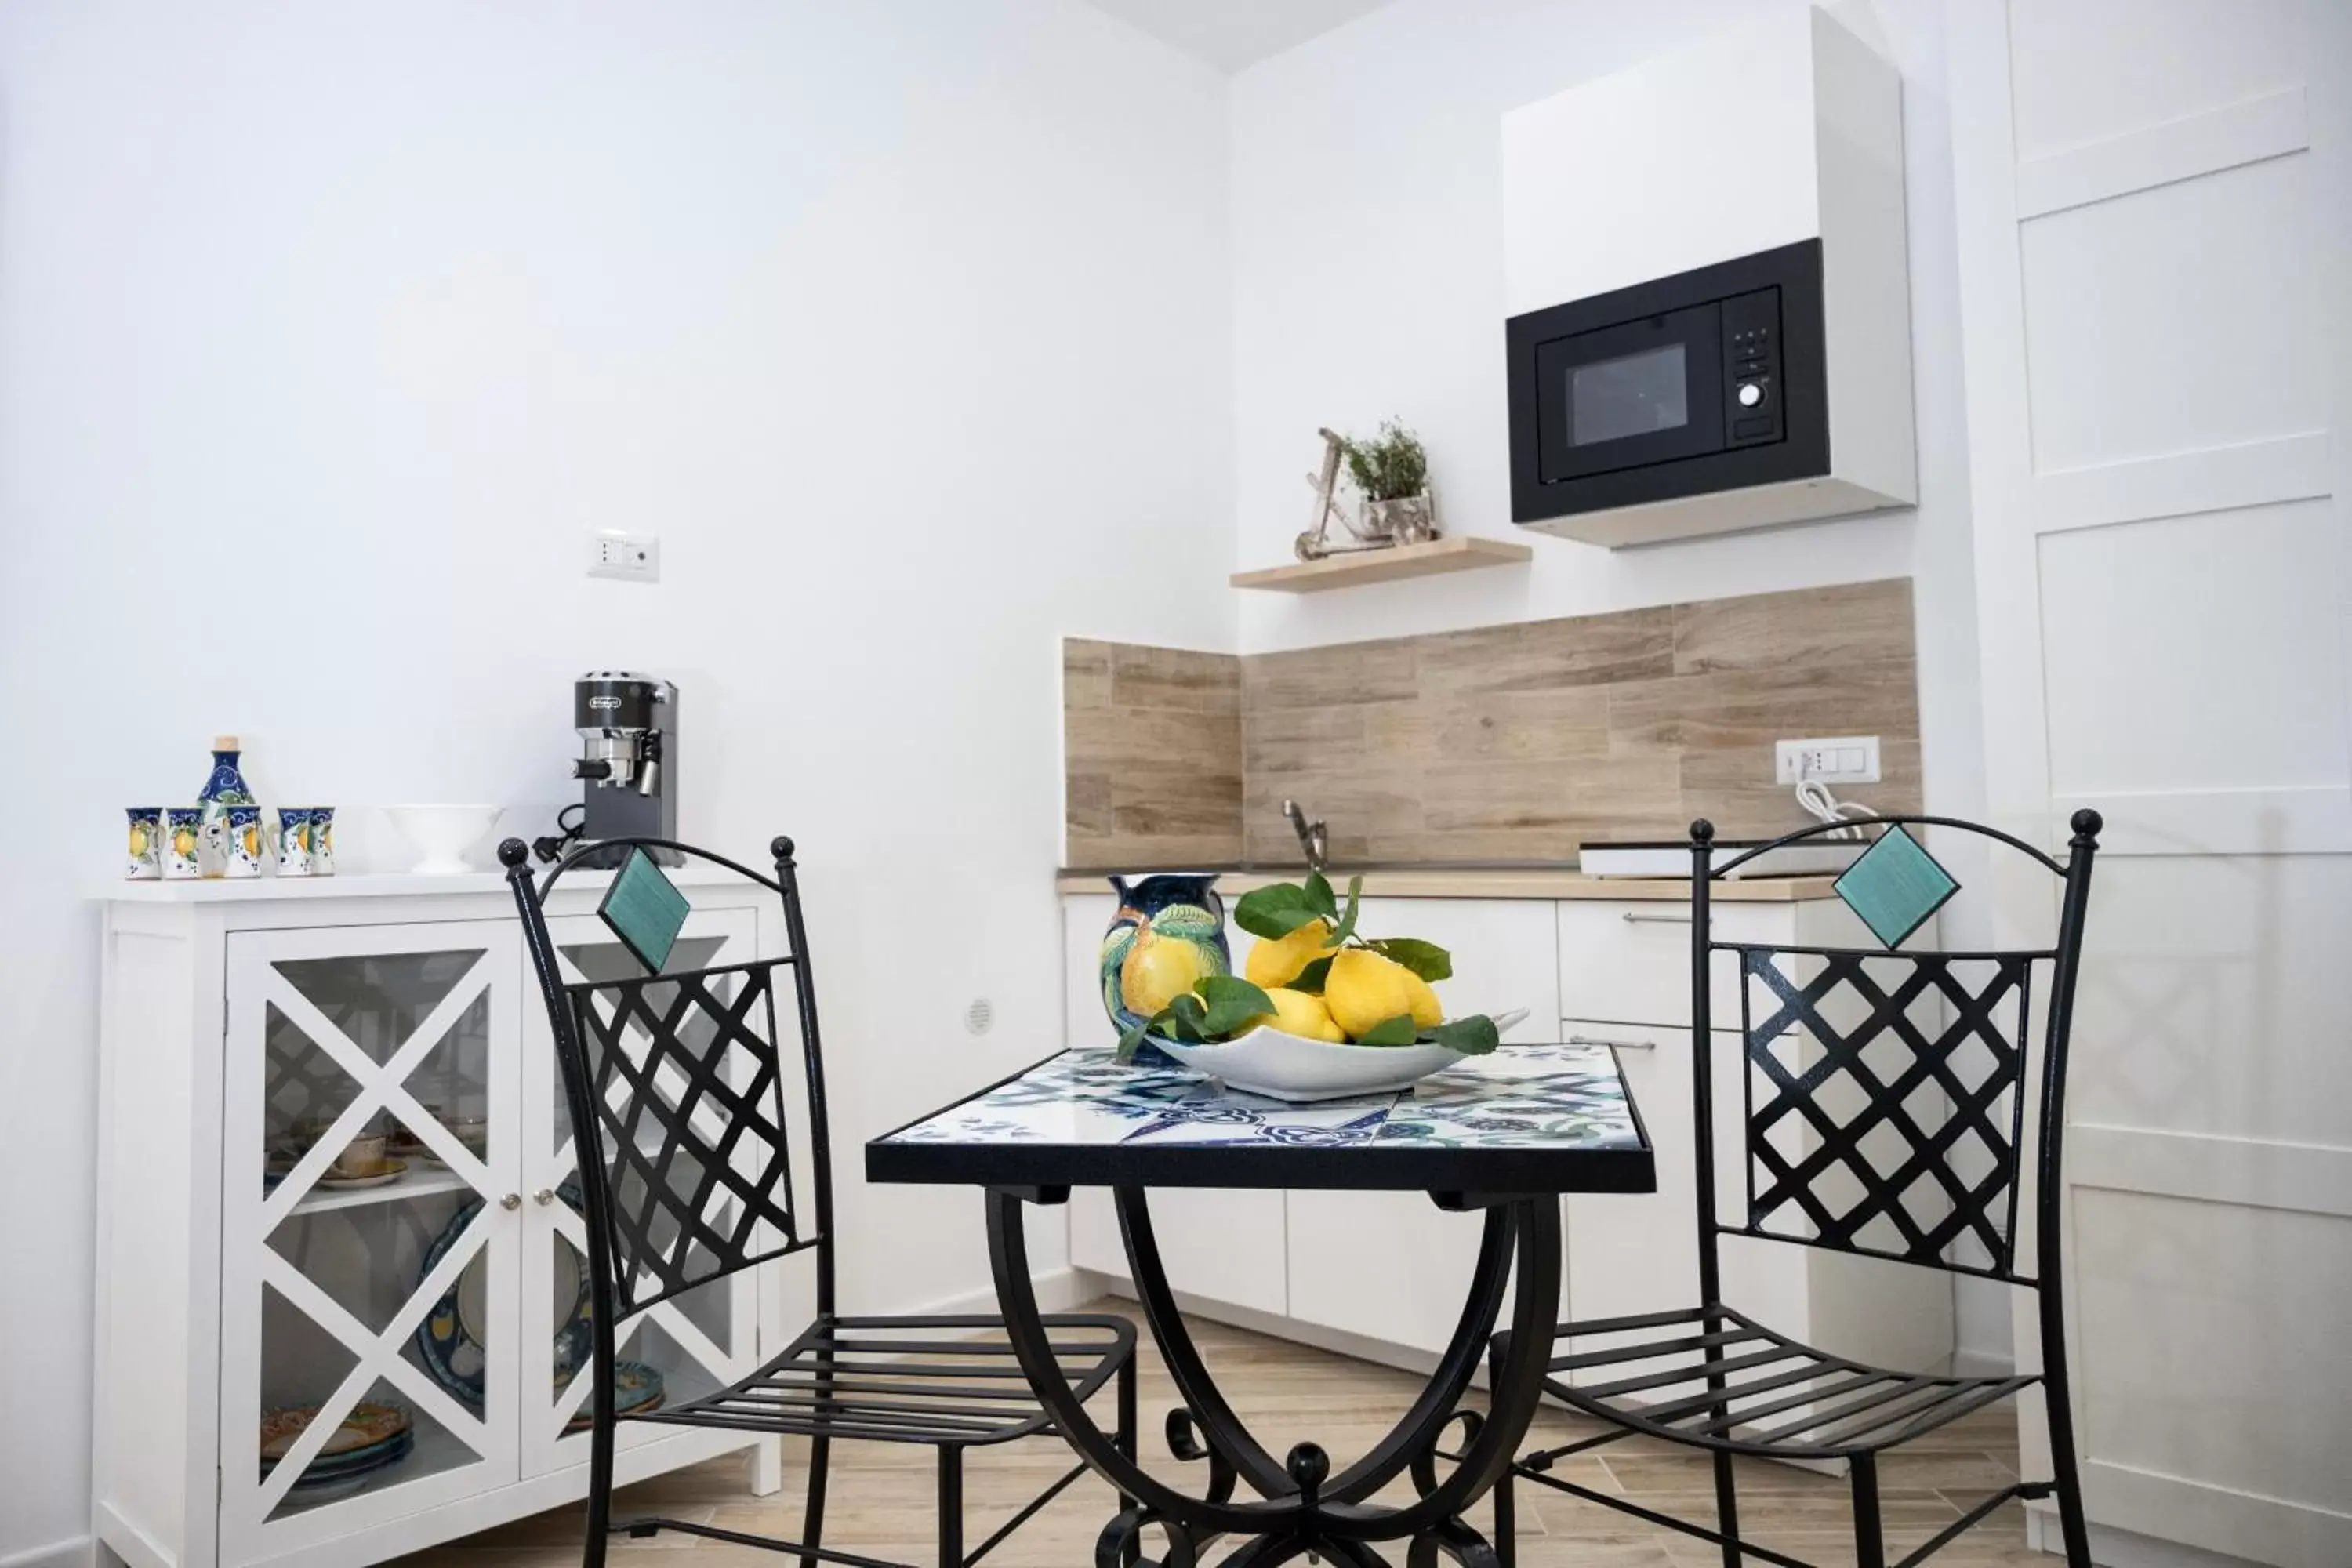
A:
521 908 767 1478
221 923 522 1560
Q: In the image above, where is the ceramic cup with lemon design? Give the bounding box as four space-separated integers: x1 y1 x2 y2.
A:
164 808 205 880
275 808 314 877
308 806 336 875
125 808 163 880
224 804 266 878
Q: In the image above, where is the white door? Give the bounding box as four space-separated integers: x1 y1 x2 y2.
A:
520 909 768 1478
221 922 521 1561
1951 4 2352 1561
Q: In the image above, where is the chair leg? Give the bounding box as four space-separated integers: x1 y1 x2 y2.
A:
2045 1385 2095 1567
583 1411 615 1568
938 1446 964 1568
1711 1450 1740 1566
1850 1454 1885 1568
800 1435 830 1568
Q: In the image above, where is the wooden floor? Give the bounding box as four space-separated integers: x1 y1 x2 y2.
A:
396 1302 2047 1568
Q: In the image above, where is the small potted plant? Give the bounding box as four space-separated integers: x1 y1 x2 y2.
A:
1341 419 1435 543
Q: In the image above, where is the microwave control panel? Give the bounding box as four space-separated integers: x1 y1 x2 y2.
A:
1722 287 1783 446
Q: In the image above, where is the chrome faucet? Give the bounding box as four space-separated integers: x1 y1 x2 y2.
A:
1282 799 1330 873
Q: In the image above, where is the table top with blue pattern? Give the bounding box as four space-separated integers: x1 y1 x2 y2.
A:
866 1044 1654 1196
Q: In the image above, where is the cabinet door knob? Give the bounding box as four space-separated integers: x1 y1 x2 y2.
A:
499 1192 523 1210
533 1188 556 1206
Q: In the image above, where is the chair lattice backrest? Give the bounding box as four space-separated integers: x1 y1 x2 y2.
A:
1689 814 2101 1290
504 836 834 1322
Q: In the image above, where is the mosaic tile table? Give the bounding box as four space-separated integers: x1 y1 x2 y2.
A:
866 1044 1657 1566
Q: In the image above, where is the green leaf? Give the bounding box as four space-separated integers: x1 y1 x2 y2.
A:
1162 993 1208 1042
1233 883 1322 939
1115 1017 1151 1064
1328 874 1365 944
1368 937 1453 982
1420 1014 1501 1056
1287 955 1334 995
1302 870 1338 920
1352 1013 1420 1047
1195 975 1275 1037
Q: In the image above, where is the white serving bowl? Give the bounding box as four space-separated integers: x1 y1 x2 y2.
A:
1151 1007 1528 1102
382 805 503 875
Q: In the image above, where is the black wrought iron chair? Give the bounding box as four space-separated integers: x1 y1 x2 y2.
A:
1492 812 2102 1568
500 835 1137 1568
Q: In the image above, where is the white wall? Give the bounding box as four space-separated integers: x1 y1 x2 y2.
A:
1225 0 2007 1363
0 3 1232 1558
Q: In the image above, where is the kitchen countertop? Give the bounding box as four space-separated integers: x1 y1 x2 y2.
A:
1055 865 1839 902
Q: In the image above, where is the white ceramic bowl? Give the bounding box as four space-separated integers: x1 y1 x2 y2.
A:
1151 1008 1529 1102
382 805 503 875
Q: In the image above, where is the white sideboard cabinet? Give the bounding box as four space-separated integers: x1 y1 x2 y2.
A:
1058 878 1954 1390
95 872 793 1568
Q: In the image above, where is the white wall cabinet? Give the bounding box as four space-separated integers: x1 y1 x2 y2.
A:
1059 884 1952 1382
96 875 783 1568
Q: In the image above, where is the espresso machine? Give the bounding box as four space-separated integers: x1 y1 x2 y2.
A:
570 671 678 865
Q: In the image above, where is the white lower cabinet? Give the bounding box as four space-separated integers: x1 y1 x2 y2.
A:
1059 884 1955 1383
1072 1185 1290 1316
96 877 783 1568
1285 1191 1500 1353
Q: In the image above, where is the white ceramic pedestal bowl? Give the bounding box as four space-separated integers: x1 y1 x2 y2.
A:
1152 1008 1529 1102
382 805 503 876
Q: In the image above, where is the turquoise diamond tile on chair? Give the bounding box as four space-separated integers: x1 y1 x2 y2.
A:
1833 824 1958 948
599 847 690 972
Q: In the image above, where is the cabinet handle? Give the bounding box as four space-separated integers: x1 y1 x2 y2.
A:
533 1188 555 1207
1568 1034 1657 1051
1620 910 1693 925
499 1192 523 1211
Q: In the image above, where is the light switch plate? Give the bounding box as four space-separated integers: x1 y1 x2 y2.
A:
1775 735 1881 784
587 530 661 583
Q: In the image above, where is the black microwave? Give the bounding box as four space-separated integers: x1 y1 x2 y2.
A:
1507 238 1827 525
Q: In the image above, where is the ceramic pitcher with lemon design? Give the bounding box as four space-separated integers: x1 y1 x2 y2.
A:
1098 874 1230 1051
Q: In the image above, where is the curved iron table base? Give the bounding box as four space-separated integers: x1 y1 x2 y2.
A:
985 1186 1558 1567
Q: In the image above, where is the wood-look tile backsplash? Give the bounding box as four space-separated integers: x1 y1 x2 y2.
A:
1064 579 1920 869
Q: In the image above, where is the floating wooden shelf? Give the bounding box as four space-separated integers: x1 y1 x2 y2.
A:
1231 535 1534 593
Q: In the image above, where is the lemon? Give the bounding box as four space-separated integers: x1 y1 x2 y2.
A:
1120 928 1204 1017
1324 948 1432 1040
1246 987 1345 1042
1401 968 1443 1028
1244 919 1338 989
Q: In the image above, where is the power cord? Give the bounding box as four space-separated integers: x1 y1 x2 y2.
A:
532 803 586 865
1795 763 1878 840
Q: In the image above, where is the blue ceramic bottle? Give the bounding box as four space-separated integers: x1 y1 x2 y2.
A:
1098 873 1231 1055
196 735 256 878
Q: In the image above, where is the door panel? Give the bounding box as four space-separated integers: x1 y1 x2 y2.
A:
223 923 521 1560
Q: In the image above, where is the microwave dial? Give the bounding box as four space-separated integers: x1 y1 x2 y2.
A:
1737 382 1764 408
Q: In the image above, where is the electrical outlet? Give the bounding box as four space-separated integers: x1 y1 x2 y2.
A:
1775 735 1881 785
586 531 660 583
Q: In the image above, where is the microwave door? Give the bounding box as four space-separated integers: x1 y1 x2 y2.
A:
1533 303 1726 484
